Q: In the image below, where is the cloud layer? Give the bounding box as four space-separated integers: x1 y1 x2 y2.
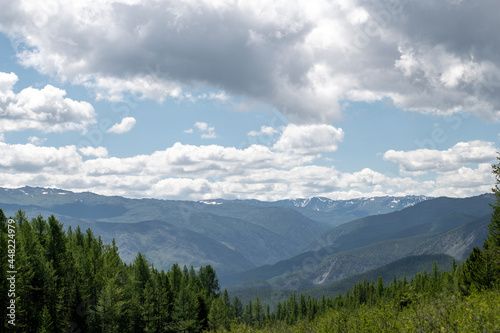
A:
0 131 495 200
1 0 499 122
384 141 498 173
0 72 96 133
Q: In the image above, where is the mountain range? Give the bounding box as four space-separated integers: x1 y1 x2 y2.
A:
0 186 431 278
222 194 493 290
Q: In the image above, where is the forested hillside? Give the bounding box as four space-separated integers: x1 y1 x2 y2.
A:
0 210 225 332
0 188 328 276
222 195 493 289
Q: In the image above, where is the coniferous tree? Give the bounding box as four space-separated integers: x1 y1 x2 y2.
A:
174 287 200 331
167 263 184 298
484 155 500 287
97 278 125 333
253 296 263 328
0 210 9 333
299 293 307 319
243 300 253 325
208 297 230 330
38 305 53 333
376 276 385 299
232 296 243 323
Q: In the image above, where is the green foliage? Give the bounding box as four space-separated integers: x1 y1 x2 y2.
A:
0 210 220 333
460 155 500 292
210 289 500 333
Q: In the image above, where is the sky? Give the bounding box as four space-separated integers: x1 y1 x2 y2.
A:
0 0 499 201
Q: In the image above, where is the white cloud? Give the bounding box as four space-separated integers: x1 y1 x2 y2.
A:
208 91 228 102
436 163 493 190
0 137 493 201
248 126 278 137
273 124 344 154
2 1 500 122
194 122 217 139
107 117 136 134
0 142 82 173
0 72 96 133
0 72 17 102
79 146 109 158
383 140 497 173
27 136 46 146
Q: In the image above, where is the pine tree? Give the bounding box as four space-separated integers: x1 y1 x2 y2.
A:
208 297 231 330
253 296 263 327
232 296 243 322
376 276 384 299
143 278 160 333
243 300 253 325
38 305 53 333
97 278 125 333
16 218 45 332
288 292 298 324
168 263 184 297
198 265 220 303
0 210 9 333
484 155 500 287
460 155 500 292
299 293 307 319
172 287 200 331
159 271 174 327
133 252 151 296
47 215 67 278
275 301 283 321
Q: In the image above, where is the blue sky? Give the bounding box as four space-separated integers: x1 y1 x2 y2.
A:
0 0 498 200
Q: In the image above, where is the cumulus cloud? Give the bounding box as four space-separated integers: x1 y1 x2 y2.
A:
248 126 278 137
0 72 96 133
2 1 499 122
0 142 82 173
194 122 217 139
0 137 494 200
383 140 497 173
27 136 46 146
107 117 136 134
79 146 109 158
273 124 344 154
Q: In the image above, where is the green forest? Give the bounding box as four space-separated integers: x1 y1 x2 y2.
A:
1 158 500 332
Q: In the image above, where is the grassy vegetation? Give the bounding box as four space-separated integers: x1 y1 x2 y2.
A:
216 290 500 332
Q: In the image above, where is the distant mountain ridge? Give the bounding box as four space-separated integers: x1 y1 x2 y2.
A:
207 195 430 226
0 186 329 276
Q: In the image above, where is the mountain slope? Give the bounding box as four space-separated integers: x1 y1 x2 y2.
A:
305 194 494 253
91 220 256 276
221 194 493 288
264 213 491 290
228 253 456 307
0 186 325 274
